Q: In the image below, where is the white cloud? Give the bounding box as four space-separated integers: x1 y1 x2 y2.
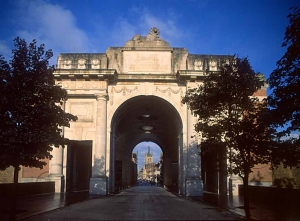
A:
111 17 138 46
4 1 186 64
0 40 12 59
14 0 89 55
111 6 185 47
142 13 182 40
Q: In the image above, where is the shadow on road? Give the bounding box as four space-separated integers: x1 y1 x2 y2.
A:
190 191 300 221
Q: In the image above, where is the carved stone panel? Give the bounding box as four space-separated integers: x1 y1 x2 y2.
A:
209 60 217 71
123 51 171 74
194 60 203 70
78 59 86 69
91 59 100 69
109 86 139 105
64 59 72 69
70 102 94 122
62 81 107 90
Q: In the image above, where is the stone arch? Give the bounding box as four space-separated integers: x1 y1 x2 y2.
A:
130 137 165 153
108 95 184 194
107 89 186 135
46 27 223 197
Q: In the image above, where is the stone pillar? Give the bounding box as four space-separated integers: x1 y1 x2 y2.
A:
178 134 184 195
46 146 65 192
90 92 107 195
109 131 115 194
185 111 203 196
47 100 66 193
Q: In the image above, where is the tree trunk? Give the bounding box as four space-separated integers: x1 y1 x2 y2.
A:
10 165 19 221
243 174 250 218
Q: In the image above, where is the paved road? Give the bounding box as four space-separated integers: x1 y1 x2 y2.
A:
25 186 246 220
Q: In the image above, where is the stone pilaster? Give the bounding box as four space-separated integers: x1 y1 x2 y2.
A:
106 130 112 195
46 146 65 192
178 133 184 196
90 92 108 195
185 110 203 196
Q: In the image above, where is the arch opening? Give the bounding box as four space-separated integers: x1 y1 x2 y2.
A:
133 142 163 185
109 95 183 194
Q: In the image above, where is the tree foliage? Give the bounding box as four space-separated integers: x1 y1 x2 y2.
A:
268 7 300 135
0 37 77 171
268 7 300 168
182 56 273 215
182 56 272 177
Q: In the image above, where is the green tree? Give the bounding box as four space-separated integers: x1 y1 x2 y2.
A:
268 7 300 168
0 38 77 218
182 56 273 217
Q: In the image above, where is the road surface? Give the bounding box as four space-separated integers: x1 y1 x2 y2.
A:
25 186 245 220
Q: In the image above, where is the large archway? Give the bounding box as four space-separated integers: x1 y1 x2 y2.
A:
109 95 183 194
44 28 212 197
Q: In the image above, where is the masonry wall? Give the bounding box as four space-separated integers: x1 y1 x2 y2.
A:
249 163 272 186
0 181 55 197
22 159 50 182
0 167 14 183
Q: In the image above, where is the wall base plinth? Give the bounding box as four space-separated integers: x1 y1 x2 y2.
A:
90 177 107 195
186 178 203 196
46 175 65 193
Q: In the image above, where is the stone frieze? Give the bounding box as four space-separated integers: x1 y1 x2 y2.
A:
110 86 139 105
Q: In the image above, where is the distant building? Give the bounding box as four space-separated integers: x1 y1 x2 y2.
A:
138 168 143 180
132 152 138 164
142 147 161 183
144 147 154 165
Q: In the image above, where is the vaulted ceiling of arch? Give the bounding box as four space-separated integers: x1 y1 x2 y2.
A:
112 96 182 155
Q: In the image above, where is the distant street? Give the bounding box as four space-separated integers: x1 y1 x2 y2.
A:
26 186 245 220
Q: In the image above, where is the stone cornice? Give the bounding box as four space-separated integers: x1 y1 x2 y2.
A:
120 47 174 51
67 94 100 99
177 70 208 82
54 69 116 80
116 74 178 82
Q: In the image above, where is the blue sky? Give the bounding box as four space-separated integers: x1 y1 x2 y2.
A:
1 0 299 166
1 0 299 78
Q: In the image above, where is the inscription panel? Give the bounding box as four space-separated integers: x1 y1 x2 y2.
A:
123 51 171 74
70 102 94 122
